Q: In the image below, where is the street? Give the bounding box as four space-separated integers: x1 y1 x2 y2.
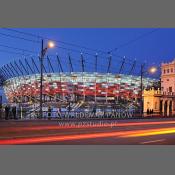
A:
1 118 175 145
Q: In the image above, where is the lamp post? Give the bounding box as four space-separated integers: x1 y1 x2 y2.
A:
140 65 157 116
39 39 55 119
140 64 145 116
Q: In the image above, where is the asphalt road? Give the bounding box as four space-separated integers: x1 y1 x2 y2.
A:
1 118 175 145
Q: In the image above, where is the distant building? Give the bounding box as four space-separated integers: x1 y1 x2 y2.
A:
161 60 175 94
160 60 175 116
143 60 175 116
143 88 161 114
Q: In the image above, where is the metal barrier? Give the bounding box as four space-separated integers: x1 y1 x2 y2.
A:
14 110 175 120
0 108 174 120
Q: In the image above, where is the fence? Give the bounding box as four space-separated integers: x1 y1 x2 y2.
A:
0 108 172 120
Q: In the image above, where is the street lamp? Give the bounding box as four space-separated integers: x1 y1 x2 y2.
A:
39 39 55 119
149 66 157 74
48 41 55 48
140 65 158 116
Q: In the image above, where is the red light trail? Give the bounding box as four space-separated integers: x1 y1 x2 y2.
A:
1 126 175 145
1 120 175 133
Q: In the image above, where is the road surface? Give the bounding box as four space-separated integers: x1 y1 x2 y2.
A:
1 118 175 144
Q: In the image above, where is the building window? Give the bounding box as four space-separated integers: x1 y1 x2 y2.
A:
155 102 157 109
169 87 172 92
171 68 173 72
167 69 169 73
167 79 169 81
164 69 166 74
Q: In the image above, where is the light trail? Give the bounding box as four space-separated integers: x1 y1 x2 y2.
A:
120 127 175 138
0 131 125 145
1 126 175 145
1 120 175 133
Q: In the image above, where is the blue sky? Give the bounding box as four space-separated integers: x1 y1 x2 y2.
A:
0 28 174 63
0 28 175 76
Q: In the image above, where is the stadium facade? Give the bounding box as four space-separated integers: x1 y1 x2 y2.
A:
0 56 157 112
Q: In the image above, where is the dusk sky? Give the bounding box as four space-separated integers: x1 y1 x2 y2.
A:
0 28 175 67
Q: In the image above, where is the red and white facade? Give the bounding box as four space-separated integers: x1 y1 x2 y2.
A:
3 72 156 104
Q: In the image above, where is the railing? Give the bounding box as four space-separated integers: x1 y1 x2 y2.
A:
1 108 173 120
66 101 84 111
162 91 175 96
19 110 140 120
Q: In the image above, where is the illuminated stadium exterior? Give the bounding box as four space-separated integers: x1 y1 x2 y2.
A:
0 56 158 112
3 72 156 104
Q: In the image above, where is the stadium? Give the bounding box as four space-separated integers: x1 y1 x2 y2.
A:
0 54 157 116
